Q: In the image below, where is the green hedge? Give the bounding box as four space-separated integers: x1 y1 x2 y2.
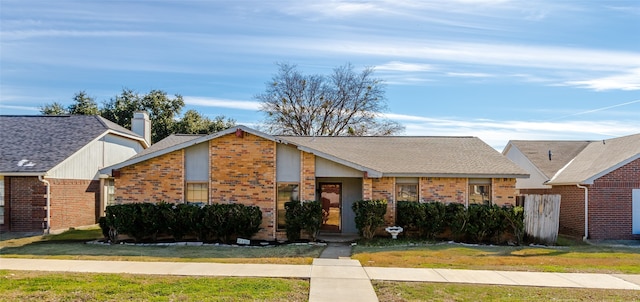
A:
284 200 322 241
101 202 262 243
352 199 387 239
396 201 524 245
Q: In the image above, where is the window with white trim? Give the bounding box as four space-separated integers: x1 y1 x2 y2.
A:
396 177 418 202
469 178 491 205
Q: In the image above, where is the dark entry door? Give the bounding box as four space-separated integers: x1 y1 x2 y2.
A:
320 183 341 232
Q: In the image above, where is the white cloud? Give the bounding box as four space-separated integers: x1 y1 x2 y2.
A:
184 97 261 111
377 61 435 72
446 72 493 78
563 69 640 91
383 112 640 150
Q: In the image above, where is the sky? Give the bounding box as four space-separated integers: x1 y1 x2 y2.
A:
1 0 639 150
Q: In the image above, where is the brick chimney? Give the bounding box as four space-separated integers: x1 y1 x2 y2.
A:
132 111 151 145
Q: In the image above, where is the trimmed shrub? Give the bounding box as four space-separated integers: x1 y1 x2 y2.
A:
101 202 262 243
352 199 387 240
466 204 504 243
445 202 468 242
502 205 525 245
284 200 322 241
396 201 447 239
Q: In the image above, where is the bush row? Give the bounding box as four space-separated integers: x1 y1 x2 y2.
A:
284 200 323 242
99 202 262 243
352 199 388 239
396 201 524 244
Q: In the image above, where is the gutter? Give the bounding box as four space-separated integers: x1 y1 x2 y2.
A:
576 184 588 241
38 175 51 234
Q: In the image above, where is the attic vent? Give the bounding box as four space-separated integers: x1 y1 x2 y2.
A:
548 150 552 161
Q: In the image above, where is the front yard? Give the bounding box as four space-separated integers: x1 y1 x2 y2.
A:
352 237 640 274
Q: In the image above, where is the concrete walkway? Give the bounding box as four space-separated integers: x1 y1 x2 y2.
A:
2 257 640 301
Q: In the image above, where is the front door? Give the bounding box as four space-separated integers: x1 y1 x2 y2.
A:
320 183 341 232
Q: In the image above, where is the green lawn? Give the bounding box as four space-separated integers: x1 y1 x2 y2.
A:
374 281 640 302
0 228 323 264
352 238 640 274
0 270 309 302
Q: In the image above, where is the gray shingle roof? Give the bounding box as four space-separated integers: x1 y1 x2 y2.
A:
281 136 529 177
506 140 591 178
548 133 640 185
0 115 144 174
102 125 528 178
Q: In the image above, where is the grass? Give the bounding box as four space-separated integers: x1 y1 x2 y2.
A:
0 227 324 265
352 237 640 274
373 281 640 302
0 270 309 301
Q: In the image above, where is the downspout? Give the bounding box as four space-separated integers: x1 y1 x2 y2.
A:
576 184 588 241
38 175 51 234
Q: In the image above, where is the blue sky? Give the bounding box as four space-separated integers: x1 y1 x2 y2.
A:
1 0 639 150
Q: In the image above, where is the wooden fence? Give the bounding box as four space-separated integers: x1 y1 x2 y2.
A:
523 194 561 245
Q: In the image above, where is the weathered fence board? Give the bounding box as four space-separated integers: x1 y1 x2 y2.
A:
523 194 561 245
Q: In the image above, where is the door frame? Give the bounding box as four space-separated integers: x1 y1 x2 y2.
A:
319 182 342 233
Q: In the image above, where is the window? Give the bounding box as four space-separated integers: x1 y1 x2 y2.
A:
105 178 116 206
277 183 299 231
0 176 4 225
396 177 418 202
469 179 491 205
396 184 418 201
186 183 208 204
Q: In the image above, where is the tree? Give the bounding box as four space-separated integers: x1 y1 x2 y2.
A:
40 102 68 115
68 91 99 115
101 89 185 143
173 109 236 135
256 63 404 136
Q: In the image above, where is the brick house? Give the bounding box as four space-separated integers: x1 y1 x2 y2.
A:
0 114 148 233
503 134 640 240
101 125 527 241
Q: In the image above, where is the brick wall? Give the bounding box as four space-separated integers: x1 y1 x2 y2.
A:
521 158 640 240
362 178 373 200
115 150 185 203
493 178 518 206
589 158 640 240
371 177 395 225
301 151 316 201
210 132 276 240
49 179 99 230
420 177 466 203
5 177 46 231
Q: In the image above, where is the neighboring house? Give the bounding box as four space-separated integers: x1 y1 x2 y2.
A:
0 114 149 233
503 134 640 240
100 125 528 241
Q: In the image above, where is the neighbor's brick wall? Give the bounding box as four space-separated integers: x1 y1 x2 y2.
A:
371 177 395 226
493 178 518 206
588 158 640 240
420 177 466 204
210 132 276 240
520 186 586 238
49 179 99 230
115 150 184 203
5 177 46 231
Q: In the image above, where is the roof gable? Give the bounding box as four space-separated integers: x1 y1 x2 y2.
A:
504 140 591 178
548 133 640 185
0 115 146 174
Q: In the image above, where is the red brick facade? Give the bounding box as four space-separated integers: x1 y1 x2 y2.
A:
521 158 640 240
115 150 185 203
3 176 99 232
112 131 521 240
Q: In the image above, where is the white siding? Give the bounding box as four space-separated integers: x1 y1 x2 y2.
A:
504 146 550 189
185 142 209 181
276 144 300 182
49 133 144 180
316 157 362 178
633 189 640 235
